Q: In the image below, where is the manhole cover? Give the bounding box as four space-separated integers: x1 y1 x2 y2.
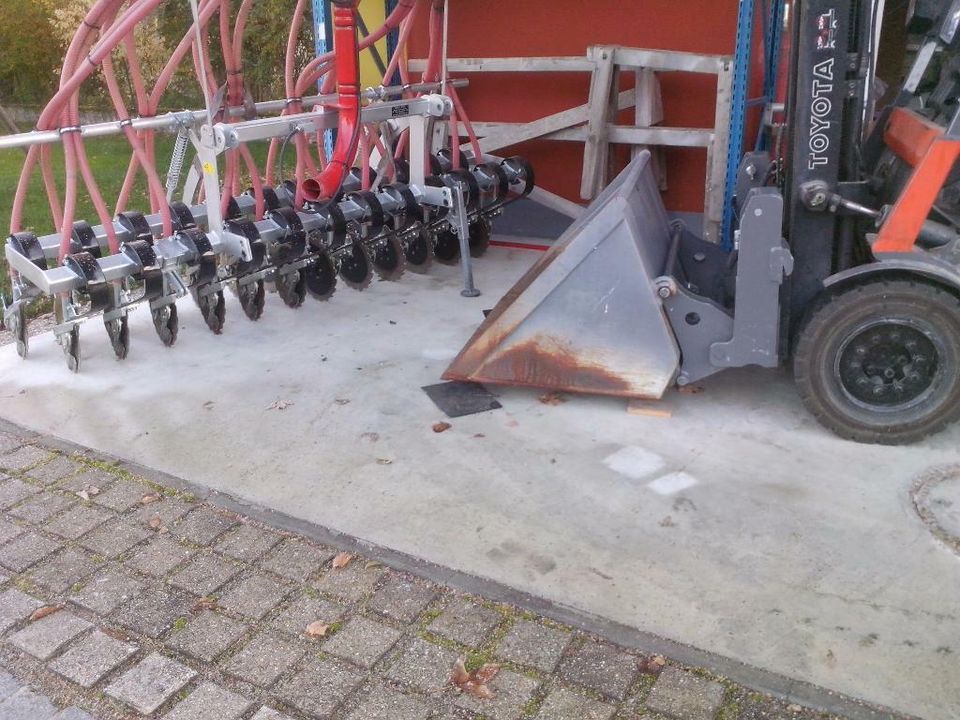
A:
912 465 960 555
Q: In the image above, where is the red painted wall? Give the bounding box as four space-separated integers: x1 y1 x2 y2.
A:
408 0 742 212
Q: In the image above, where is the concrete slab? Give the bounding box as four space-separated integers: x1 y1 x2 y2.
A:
1 246 959 719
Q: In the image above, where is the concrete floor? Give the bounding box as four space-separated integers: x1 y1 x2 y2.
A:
1 245 959 720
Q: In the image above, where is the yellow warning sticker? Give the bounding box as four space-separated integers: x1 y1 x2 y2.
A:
202 162 214 174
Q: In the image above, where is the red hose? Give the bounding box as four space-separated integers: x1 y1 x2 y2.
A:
301 1 362 202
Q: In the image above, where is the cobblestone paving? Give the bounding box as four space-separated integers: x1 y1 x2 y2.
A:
0 428 901 720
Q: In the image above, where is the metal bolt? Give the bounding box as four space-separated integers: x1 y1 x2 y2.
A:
657 286 671 299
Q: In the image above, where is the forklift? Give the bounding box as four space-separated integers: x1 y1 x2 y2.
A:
445 0 960 444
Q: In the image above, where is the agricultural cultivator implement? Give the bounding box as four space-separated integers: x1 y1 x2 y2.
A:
1 0 533 370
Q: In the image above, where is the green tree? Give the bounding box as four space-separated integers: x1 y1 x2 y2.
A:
0 0 61 104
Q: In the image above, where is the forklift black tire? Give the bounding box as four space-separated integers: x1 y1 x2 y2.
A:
793 279 960 445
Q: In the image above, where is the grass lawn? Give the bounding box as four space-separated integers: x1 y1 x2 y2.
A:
0 134 275 303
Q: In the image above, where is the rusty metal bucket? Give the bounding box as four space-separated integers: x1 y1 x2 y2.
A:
444 151 681 399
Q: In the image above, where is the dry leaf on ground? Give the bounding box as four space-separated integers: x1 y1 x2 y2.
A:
331 552 354 569
267 399 293 410
141 493 161 505
451 657 500 699
539 391 567 406
677 385 704 395
638 654 667 674
305 621 330 638
191 597 219 612
75 485 100 501
432 422 452 433
147 516 167 533
29 605 63 622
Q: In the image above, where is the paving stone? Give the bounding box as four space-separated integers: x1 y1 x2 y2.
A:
249 707 295 720
558 639 638 700
44 503 113 540
106 652 196 714
0 517 25 545
347 683 432 720
259 538 335 581
644 666 725 720
215 523 282 563
52 708 97 720
7 493 75 524
218 572 291 620
312 562 386 603
0 446 53 472
269 593 347 637
48 629 138 687
90 479 150 512
323 616 402 669
0 478 39 509
534 687 615 720
111 586 192 638
169 552 242 596
25 456 84 485
8 610 92 660
167 610 247 662
274 657 363 717
171 507 238 545
28 547 100 593
222 630 305 687
56 468 118 493
0 686 58 720
732 692 815 720
0 667 20 700
0 531 62 572
497 619 571 672
124 535 195 577
0 588 44 632
368 573 438 623
428 597 502 647
132 496 194 526
0 431 23 454
386 638 461 693
164 682 253 720
454 668 539 720
79 518 152 559
70 567 146 615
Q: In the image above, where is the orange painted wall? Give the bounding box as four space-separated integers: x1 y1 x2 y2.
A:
408 0 742 212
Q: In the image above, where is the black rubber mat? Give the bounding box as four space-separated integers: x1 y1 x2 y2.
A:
495 198 573 240
422 381 503 418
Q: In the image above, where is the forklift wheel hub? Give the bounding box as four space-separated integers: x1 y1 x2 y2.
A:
837 320 940 408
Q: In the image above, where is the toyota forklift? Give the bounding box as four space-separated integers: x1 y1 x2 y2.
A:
445 0 960 444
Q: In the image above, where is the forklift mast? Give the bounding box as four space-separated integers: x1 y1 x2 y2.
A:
782 0 879 318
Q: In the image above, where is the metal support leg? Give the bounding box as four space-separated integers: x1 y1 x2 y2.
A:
451 184 480 298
